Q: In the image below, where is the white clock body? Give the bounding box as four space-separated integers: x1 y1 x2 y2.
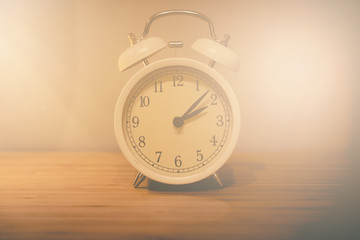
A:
114 58 240 185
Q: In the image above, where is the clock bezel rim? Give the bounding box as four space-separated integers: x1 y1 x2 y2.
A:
114 57 240 185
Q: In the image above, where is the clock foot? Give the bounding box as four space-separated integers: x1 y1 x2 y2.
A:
133 172 147 188
212 172 223 188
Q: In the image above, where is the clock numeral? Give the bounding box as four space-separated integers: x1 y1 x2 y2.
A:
173 75 183 87
196 150 203 161
196 80 200 91
132 116 139 128
210 94 218 105
210 135 218 146
155 151 162 163
154 81 163 93
216 115 224 127
138 136 146 148
140 96 150 107
175 155 182 167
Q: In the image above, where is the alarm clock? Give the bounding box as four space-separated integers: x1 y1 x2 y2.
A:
114 10 240 188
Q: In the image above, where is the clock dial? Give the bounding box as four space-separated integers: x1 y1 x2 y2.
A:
121 65 233 178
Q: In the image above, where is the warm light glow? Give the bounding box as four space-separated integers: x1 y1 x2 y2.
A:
0 0 358 154
0 1 359 240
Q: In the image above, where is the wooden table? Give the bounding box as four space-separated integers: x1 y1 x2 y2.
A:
0 152 349 240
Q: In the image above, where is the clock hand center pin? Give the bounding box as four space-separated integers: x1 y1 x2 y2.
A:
173 90 209 128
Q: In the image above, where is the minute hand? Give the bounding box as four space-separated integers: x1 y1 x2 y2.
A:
182 90 209 118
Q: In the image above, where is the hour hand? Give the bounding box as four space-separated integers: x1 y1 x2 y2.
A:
183 106 208 120
182 90 209 118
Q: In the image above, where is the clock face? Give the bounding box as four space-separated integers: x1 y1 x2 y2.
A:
115 58 240 184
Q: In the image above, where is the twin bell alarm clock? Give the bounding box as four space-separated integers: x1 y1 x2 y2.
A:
114 10 240 188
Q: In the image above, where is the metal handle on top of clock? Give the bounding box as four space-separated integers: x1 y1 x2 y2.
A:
118 10 239 72
140 10 223 43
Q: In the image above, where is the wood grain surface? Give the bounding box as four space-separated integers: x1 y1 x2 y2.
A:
0 152 347 240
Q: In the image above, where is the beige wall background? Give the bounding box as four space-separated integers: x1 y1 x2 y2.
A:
0 0 359 152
